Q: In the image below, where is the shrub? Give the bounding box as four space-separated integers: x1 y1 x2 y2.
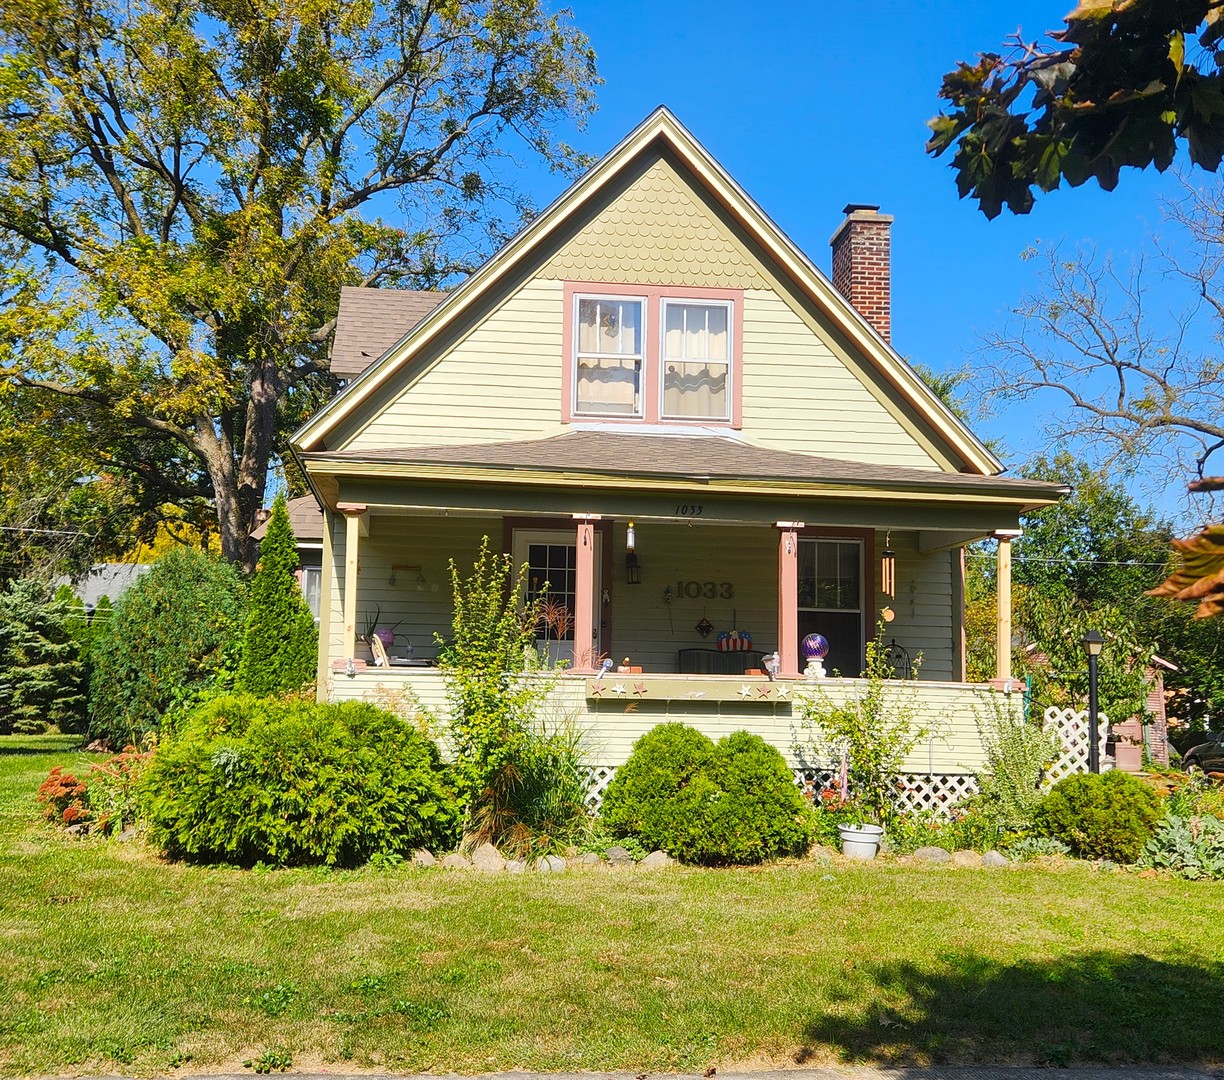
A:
140 694 458 866
972 692 1058 831
602 723 810 865
1035 770 1162 862
37 749 152 833
1137 814 1224 880
37 766 90 824
792 625 929 823
438 538 586 856
89 549 247 745
236 494 317 696
0 579 87 735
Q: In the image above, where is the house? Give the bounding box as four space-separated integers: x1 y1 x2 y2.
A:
250 496 326 621
290 108 1065 807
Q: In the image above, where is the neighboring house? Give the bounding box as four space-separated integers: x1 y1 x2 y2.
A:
290 108 1065 804
62 563 151 612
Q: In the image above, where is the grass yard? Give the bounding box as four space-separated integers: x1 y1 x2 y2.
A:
2 735 1224 1077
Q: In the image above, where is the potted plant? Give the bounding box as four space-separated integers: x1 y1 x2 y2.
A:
837 821 885 860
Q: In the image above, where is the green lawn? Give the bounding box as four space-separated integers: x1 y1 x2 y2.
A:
2 734 1223 1076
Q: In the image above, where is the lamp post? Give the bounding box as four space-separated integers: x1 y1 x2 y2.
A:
1081 630 1104 774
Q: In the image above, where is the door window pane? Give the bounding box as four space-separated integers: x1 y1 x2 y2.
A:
526 542 575 641
798 539 863 675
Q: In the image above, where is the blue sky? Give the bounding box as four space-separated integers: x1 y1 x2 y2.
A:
511 1 1208 520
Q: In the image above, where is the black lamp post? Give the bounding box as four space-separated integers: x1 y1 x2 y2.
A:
1081 629 1104 774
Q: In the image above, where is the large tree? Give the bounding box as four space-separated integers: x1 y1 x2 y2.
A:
0 0 597 569
927 0 1224 218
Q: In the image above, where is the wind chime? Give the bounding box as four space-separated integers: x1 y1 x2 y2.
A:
881 531 897 599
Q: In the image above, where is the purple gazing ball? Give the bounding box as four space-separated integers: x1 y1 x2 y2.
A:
801 633 830 660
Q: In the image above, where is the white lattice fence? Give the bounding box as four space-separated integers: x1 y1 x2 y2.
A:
583 765 977 817
1042 705 1111 788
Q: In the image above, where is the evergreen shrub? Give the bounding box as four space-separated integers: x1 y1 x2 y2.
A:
89 549 247 745
1035 769 1162 862
0 579 87 735
236 493 317 695
601 723 810 865
140 694 458 866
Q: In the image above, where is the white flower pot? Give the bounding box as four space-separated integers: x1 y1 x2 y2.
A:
838 823 884 860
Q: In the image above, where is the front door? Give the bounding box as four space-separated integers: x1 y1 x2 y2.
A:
512 529 603 667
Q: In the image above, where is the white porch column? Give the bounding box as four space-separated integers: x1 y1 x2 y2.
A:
777 522 803 678
316 507 335 701
339 503 368 659
572 514 599 672
995 529 1021 682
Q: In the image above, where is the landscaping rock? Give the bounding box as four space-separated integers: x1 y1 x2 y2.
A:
114 827 138 843
639 849 676 869
471 842 506 872
505 859 528 873
64 823 89 839
574 852 604 868
950 849 982 868
537 855 567 872
412 848 436 867
440 853 473 870
808 844 837 860
605 845 634 866
981 850 1009 868
912 846 951 863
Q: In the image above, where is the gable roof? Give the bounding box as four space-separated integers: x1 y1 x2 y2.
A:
329 287 447 379
294 107 1002 476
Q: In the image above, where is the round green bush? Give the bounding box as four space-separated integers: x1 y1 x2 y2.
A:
1035 770 1162 862
601 723 811 865
89 548 247 745
140 694 459 866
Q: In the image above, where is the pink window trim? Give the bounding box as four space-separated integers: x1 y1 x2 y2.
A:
561 281 744 429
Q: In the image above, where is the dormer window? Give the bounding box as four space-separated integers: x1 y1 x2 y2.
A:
567 284 742 426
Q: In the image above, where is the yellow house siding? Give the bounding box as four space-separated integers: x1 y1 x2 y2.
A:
540 155 764 288
333 278 567 451
326 514 495 662
742 290 943 469
327 670 992 774
609 522 777 671
875 530 955 681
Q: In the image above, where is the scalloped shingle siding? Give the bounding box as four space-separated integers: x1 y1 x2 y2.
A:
541 158 763 287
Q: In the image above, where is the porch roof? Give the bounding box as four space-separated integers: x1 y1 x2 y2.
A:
301 431 1066 508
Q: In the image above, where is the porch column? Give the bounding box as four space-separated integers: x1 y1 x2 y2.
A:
777 522 803 678
572 514 599 672
339 503 368 659
995 529 1021 682
316 507 335 701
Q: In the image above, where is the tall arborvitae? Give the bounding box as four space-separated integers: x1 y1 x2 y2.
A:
236 494 318 696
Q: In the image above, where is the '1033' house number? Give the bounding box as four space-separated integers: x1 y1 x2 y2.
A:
676 581 734 599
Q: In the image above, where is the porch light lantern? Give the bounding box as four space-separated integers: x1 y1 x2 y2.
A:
625 519 641 585
1081 629 1104 774
881 532 896 599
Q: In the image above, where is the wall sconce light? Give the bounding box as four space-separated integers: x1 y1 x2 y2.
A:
625 519 641 585
881 532 896 599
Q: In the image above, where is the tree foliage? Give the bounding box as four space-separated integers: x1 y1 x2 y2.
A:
928 0 1224 218
0 579 87 734
89 548 247 745
236 493 317 695
0 0 598 568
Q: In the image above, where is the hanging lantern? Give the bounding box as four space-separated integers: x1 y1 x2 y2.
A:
625 519 641 585
881 533 896 599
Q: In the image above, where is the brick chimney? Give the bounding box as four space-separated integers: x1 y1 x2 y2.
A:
829 203 893 343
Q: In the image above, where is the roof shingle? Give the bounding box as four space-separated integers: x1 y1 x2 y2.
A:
330 286 447 378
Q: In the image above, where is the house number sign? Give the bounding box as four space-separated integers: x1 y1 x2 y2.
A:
676 580 734 599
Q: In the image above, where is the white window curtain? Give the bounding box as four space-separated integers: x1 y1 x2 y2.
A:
575 297 643 416
662 301 730 420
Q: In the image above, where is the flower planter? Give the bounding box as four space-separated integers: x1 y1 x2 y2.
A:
838 822 884 860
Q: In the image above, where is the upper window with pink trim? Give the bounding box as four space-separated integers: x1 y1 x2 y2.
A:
565 283 742 427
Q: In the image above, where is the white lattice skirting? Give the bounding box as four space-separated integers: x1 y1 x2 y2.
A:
584 765 979 817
